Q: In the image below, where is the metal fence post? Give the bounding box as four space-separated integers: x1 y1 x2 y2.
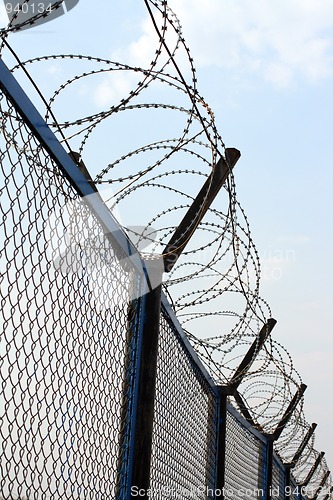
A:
126 259 164 500
216 388 228 499
115 286 143 499
265 438 274 500
285 466 292 500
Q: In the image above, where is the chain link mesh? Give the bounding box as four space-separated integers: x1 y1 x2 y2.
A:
148 307 218 499
1 51 332 500
225 409 266 500
0 91 140 499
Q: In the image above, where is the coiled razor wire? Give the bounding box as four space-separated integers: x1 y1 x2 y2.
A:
0 0 331 495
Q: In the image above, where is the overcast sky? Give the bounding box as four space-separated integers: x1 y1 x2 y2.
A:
1 0 332 470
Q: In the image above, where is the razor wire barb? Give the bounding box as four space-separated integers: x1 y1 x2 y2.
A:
0 0 331 497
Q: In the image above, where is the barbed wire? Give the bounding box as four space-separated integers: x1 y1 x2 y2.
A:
0 0 330 494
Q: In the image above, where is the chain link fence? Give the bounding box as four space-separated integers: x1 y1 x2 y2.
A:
224 407 267 500
0 59 331 500
0 89 141 499
149 306 218 499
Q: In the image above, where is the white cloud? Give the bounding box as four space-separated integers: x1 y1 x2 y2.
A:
110 9 194 79
119 17 159 68
45 64 61 75
166 0 333 87
94 73 134 107
111 16 172 70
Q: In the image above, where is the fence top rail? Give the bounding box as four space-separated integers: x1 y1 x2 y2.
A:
0 56 143 275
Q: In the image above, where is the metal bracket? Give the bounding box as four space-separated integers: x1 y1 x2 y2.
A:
299 452 325 487
286 423 317 469
229 319 276 389
163 148 241 272
309 471 331 500
271 384 307 441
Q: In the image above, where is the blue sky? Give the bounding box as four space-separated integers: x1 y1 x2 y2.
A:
1 0 332 469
